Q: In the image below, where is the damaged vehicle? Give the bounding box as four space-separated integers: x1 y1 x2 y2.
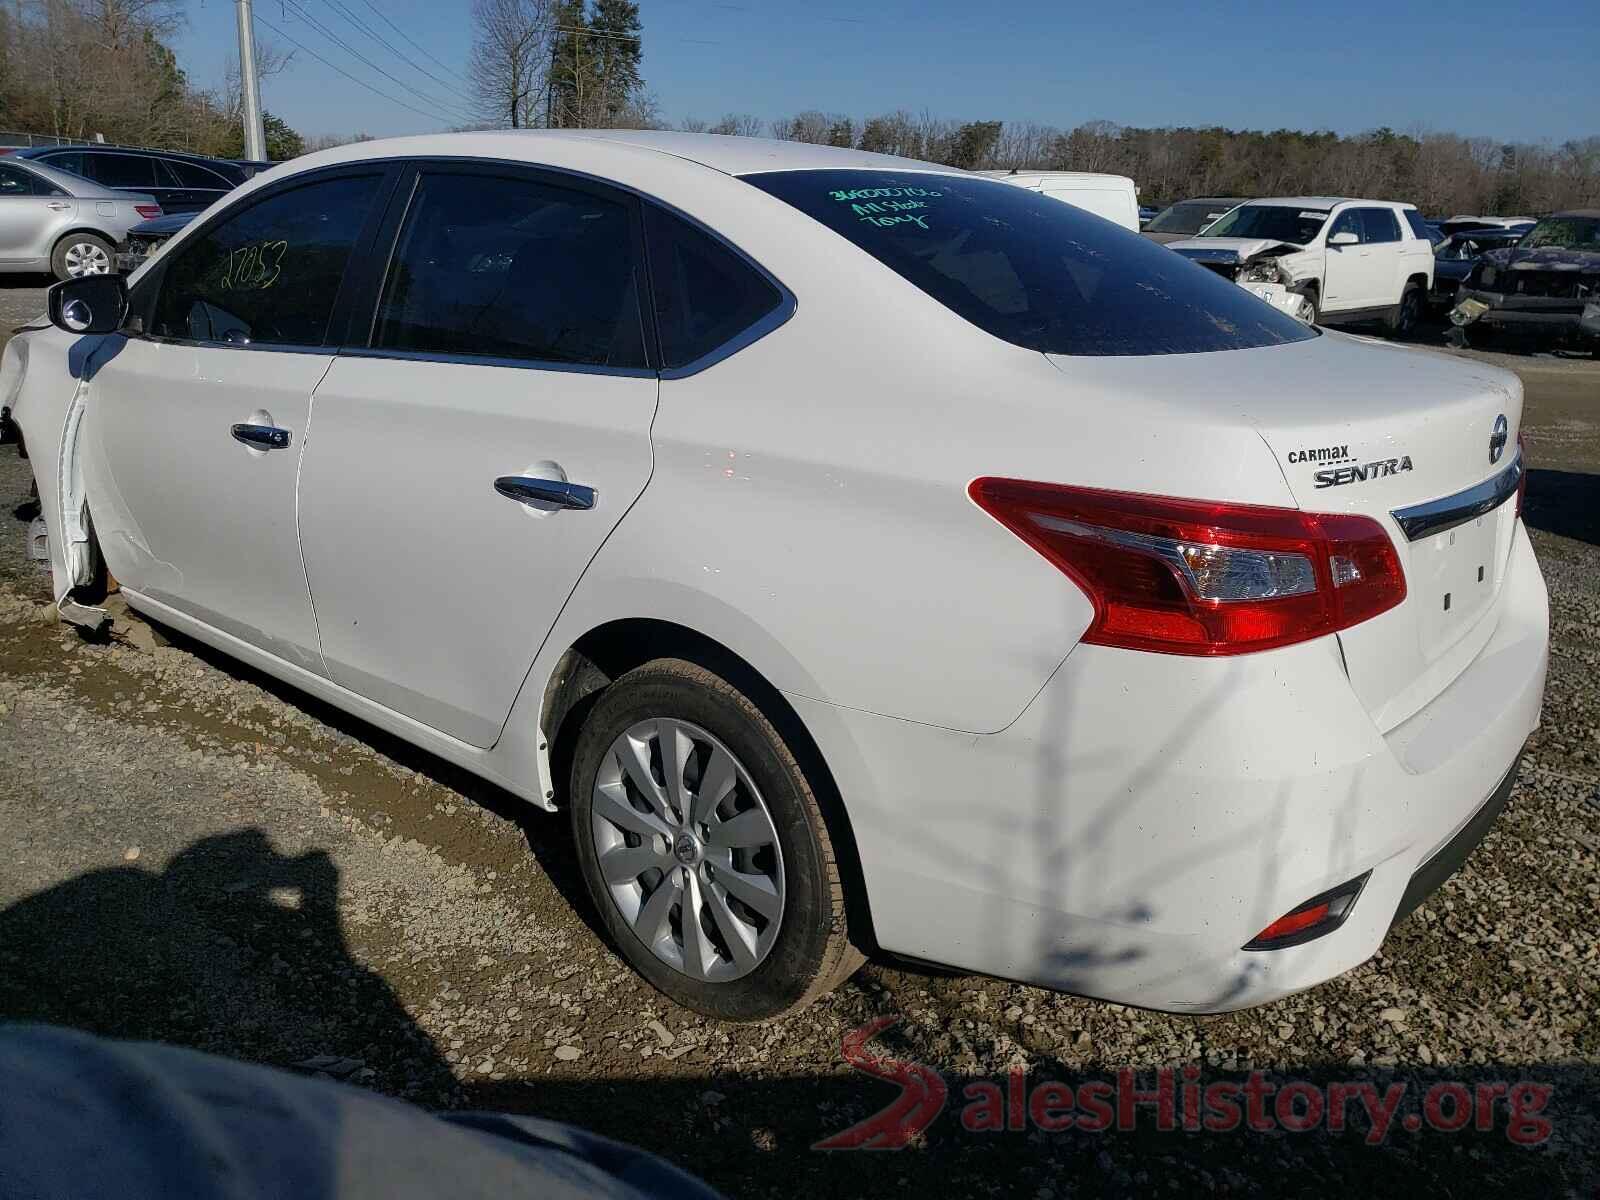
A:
114 210 197 274
1429 226 1526 310
2 133 1547 1023
1166 197 1435 336
1449 210 1600 353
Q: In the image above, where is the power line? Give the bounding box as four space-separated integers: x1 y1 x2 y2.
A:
322 0 476 100
354 0 475 89
276 0 479 124
255 11 458 128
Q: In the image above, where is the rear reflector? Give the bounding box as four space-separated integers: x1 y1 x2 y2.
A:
969 479 1406 656
133 203 163 220
1244 874 1369 950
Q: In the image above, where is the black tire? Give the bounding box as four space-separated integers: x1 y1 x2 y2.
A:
50 232 115 282
569 658 861 1021
1385 282 1423 339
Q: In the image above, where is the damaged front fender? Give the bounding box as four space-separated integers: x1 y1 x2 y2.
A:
1 326 117 605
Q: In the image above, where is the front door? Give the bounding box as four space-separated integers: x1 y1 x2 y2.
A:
296 164 659 746
80 168 392 673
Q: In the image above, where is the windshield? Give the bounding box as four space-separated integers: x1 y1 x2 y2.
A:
742 170 1315 357
1521 217 1600 251
1145 200 1238 235
1200 205 1328 245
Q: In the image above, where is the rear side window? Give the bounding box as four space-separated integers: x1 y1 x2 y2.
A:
83 153 160 189
643 204 782 369
1359 208 1401 243
152 173 382 347
372 171 646 368
744 170 1314 356
39 151 82 176
162 159 233 190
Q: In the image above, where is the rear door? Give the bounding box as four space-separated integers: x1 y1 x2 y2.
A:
296 162 658 746
1356 206 1405 304
159 157 236 213
1322 207 1385 310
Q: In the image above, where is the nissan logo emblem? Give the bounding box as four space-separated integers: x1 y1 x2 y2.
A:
1489 414 1508 465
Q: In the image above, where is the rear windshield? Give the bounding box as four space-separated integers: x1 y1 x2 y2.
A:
1146 200 1237 235
742 170 1314 357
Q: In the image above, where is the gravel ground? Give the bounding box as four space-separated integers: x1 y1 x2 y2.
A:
1 280 1596 1196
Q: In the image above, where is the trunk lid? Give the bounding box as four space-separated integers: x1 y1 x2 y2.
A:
1045 331 1524 730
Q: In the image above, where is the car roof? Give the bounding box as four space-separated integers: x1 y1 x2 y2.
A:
532 129 957 177
288 129 962 180
18 144 236 169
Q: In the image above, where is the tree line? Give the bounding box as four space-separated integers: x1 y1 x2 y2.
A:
688 111 1600 216
0 0 305 158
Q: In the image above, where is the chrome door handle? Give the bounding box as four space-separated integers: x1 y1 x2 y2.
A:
231 423 291 450
47 201 72 211
493 476 597 511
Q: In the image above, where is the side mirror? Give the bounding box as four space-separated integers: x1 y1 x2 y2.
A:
1328 231 1359 248
47 275 129 335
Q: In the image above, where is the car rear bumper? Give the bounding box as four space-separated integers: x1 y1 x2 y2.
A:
792 520 1548 1013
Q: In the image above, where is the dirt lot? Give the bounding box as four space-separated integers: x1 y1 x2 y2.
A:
1 281 1596 1197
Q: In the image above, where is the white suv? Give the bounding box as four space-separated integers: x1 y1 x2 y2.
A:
1167 197 1435 335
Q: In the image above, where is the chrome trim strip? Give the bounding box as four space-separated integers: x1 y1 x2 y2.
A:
1391 450 1522 542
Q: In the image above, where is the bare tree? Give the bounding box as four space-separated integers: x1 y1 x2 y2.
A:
469 0 553 129
707 113 763 137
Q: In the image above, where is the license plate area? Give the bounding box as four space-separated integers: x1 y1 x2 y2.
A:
1408 506 1508 660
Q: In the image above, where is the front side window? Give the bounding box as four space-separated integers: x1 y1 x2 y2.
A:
643 204 782 369
152 173 382 346
1359 208 1401 243
1326 210 1361 242
372 171 645 368
1200 204 1329 246
743 170 1315 357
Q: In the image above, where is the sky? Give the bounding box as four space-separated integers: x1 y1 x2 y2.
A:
172 0 1600 145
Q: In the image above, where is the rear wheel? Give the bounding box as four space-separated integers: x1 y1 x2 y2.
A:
1386 283 1423 339
569 658 861 1020
51 233 115 281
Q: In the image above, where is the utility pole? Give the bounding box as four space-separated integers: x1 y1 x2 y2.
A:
236 0 267 161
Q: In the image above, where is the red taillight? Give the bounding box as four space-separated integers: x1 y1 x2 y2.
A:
969 478 1406 656
134 203 163 220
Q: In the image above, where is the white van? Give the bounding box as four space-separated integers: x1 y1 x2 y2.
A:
978 170 1141 231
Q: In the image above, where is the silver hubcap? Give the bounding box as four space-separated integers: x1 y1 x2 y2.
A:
64 242 110 276
591 718 784 982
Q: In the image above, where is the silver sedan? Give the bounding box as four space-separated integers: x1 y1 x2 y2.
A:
0 155 162 280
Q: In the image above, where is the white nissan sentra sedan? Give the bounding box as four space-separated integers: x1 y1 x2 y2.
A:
5 132 1547 1021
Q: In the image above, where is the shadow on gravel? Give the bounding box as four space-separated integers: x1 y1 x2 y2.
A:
1523 469 1600 546
0 828 457 1104
460 1056 1586 1198
109 609 612 947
